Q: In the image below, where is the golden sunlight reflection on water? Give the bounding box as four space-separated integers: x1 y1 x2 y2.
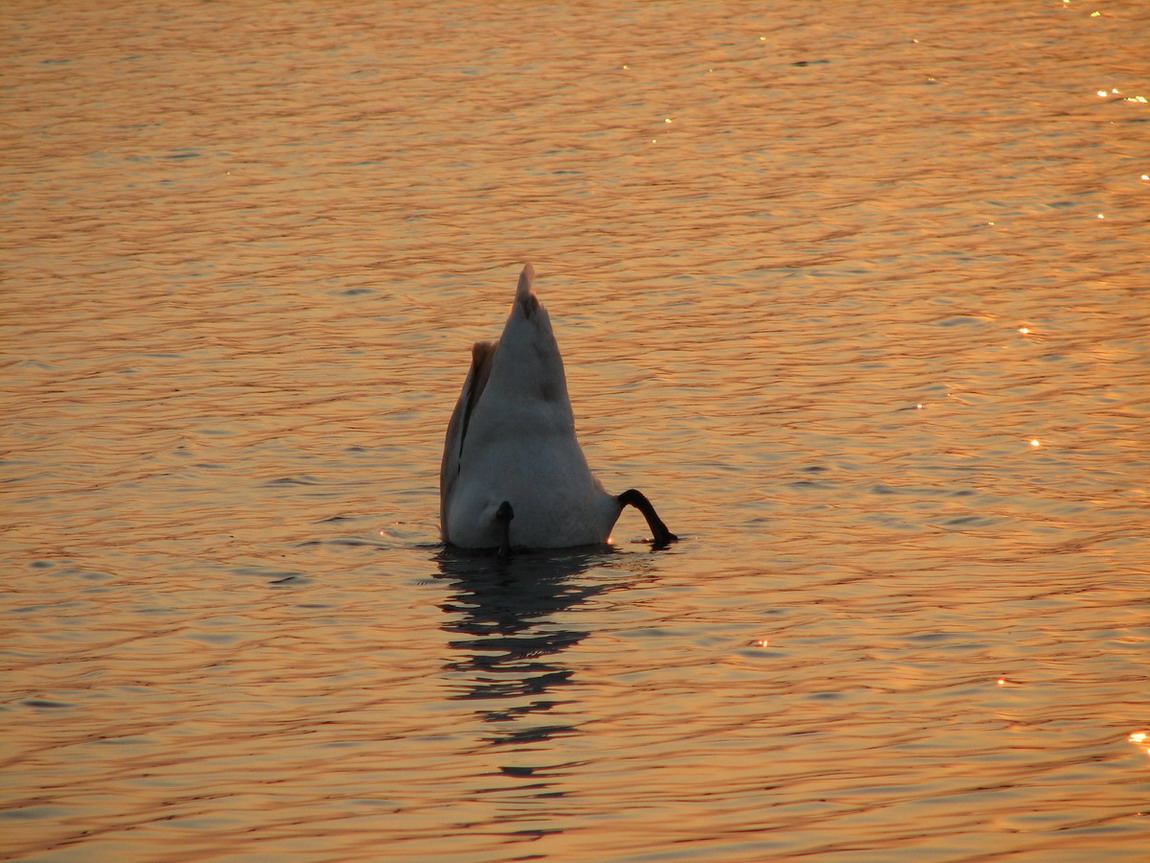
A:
2 0 1150 861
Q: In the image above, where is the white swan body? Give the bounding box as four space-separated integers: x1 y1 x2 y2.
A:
440 264 676 552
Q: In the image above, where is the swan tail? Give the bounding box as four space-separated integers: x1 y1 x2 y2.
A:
515 263 539 318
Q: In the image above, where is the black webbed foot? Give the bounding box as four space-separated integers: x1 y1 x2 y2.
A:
495 500 514 558
617 489 678 548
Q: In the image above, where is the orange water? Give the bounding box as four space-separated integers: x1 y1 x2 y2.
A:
3 1 1149 861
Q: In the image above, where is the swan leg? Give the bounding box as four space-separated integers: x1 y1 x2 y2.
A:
617 489 678 547
496 500 514 558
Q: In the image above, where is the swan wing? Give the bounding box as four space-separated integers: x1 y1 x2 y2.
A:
440 339 496 540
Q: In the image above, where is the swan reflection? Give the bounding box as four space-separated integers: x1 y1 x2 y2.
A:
435 548 625 746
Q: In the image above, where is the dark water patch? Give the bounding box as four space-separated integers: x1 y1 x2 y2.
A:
270 574 311 586
790 479 833 490
231 566 305 580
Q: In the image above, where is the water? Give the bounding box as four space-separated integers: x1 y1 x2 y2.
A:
2 1 1148 860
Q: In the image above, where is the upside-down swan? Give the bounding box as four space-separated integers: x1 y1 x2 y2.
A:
440 264 677 554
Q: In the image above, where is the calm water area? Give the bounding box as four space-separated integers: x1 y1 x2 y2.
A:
2 1 1149 861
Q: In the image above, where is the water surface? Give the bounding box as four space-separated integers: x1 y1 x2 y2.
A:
2 1 1149 861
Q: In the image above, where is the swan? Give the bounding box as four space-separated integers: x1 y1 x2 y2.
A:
440 264 677 554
